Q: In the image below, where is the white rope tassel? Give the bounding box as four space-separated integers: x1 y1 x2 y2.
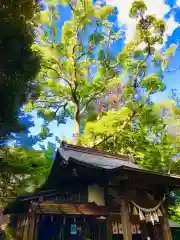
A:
131 195 165 213
150 213 154 225
153 212 159 222
139 210 145 221
157 208 163 217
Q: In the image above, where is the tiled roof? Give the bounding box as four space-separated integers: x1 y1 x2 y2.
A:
58 142 141 170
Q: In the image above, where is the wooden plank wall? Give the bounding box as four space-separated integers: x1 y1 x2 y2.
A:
16 213 37 240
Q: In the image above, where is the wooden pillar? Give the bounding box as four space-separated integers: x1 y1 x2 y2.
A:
34 215 39 240
16 216 23 240
106 216 112 240
160 204 172 240
28 213 36 240
120 198 132 240
23 216 29 240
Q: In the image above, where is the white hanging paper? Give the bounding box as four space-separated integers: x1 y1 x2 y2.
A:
118 223 123 234
112 222 118 234
136 224 141 234
150 214 154 225
131 224 137 234
145 213 151 223
157 208 163 217
139 210 145 221
153 212 159 222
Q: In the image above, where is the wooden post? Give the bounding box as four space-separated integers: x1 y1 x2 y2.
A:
160 204 172 240
28 213 36 240
34 215 39 240
16 216 22 240
120 199 132 240
23 216 29 240
106 216 112 240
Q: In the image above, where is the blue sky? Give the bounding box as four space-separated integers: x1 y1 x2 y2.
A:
22 0 180 149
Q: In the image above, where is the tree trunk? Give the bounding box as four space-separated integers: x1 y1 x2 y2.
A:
74 103 80 145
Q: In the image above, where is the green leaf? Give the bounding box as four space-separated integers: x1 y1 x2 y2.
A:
96 5 114 20
165 43 177 57
141 73 165 93
88 32 104 45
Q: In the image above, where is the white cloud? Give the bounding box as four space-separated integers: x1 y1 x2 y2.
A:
177 0 180 7
106 0 179 45
166 15 179 36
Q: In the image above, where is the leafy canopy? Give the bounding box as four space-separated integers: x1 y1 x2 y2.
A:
24 0 123 143
0 147 53 205
79 0 178 174
0 0 41 144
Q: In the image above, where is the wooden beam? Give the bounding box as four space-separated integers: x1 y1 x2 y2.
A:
160 204 172 240
120 199 132 240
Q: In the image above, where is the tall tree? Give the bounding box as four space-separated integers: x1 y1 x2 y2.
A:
79 1 178 172
0 0 41 144
25 0 123 144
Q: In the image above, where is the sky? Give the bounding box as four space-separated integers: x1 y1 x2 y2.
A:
19 0 180 150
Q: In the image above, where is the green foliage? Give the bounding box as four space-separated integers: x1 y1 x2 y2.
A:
25 0 120 143
141 73 165 93
169 192 180 224
79 0 179 177
129 0 147 18
0 0 41 143
0 147 53 205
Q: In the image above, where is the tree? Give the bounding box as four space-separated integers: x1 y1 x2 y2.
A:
0 147 53 206
79 1 178 173
24 0 123 144
0 0 41 144
0 146 53 239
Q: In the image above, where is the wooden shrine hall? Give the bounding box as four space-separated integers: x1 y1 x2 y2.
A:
5 142 180 240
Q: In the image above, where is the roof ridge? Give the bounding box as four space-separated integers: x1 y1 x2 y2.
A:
61 141 133 162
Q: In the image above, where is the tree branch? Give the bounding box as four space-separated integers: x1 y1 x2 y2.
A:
36 100 64 104
67 0 75 11
43 102 68 128
134 42 151 89
93 110 137 148
76 44 96 61
79 90 104 117
79 72 118 116
48 58 71 84
93 85 153 148
76 24 99 61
